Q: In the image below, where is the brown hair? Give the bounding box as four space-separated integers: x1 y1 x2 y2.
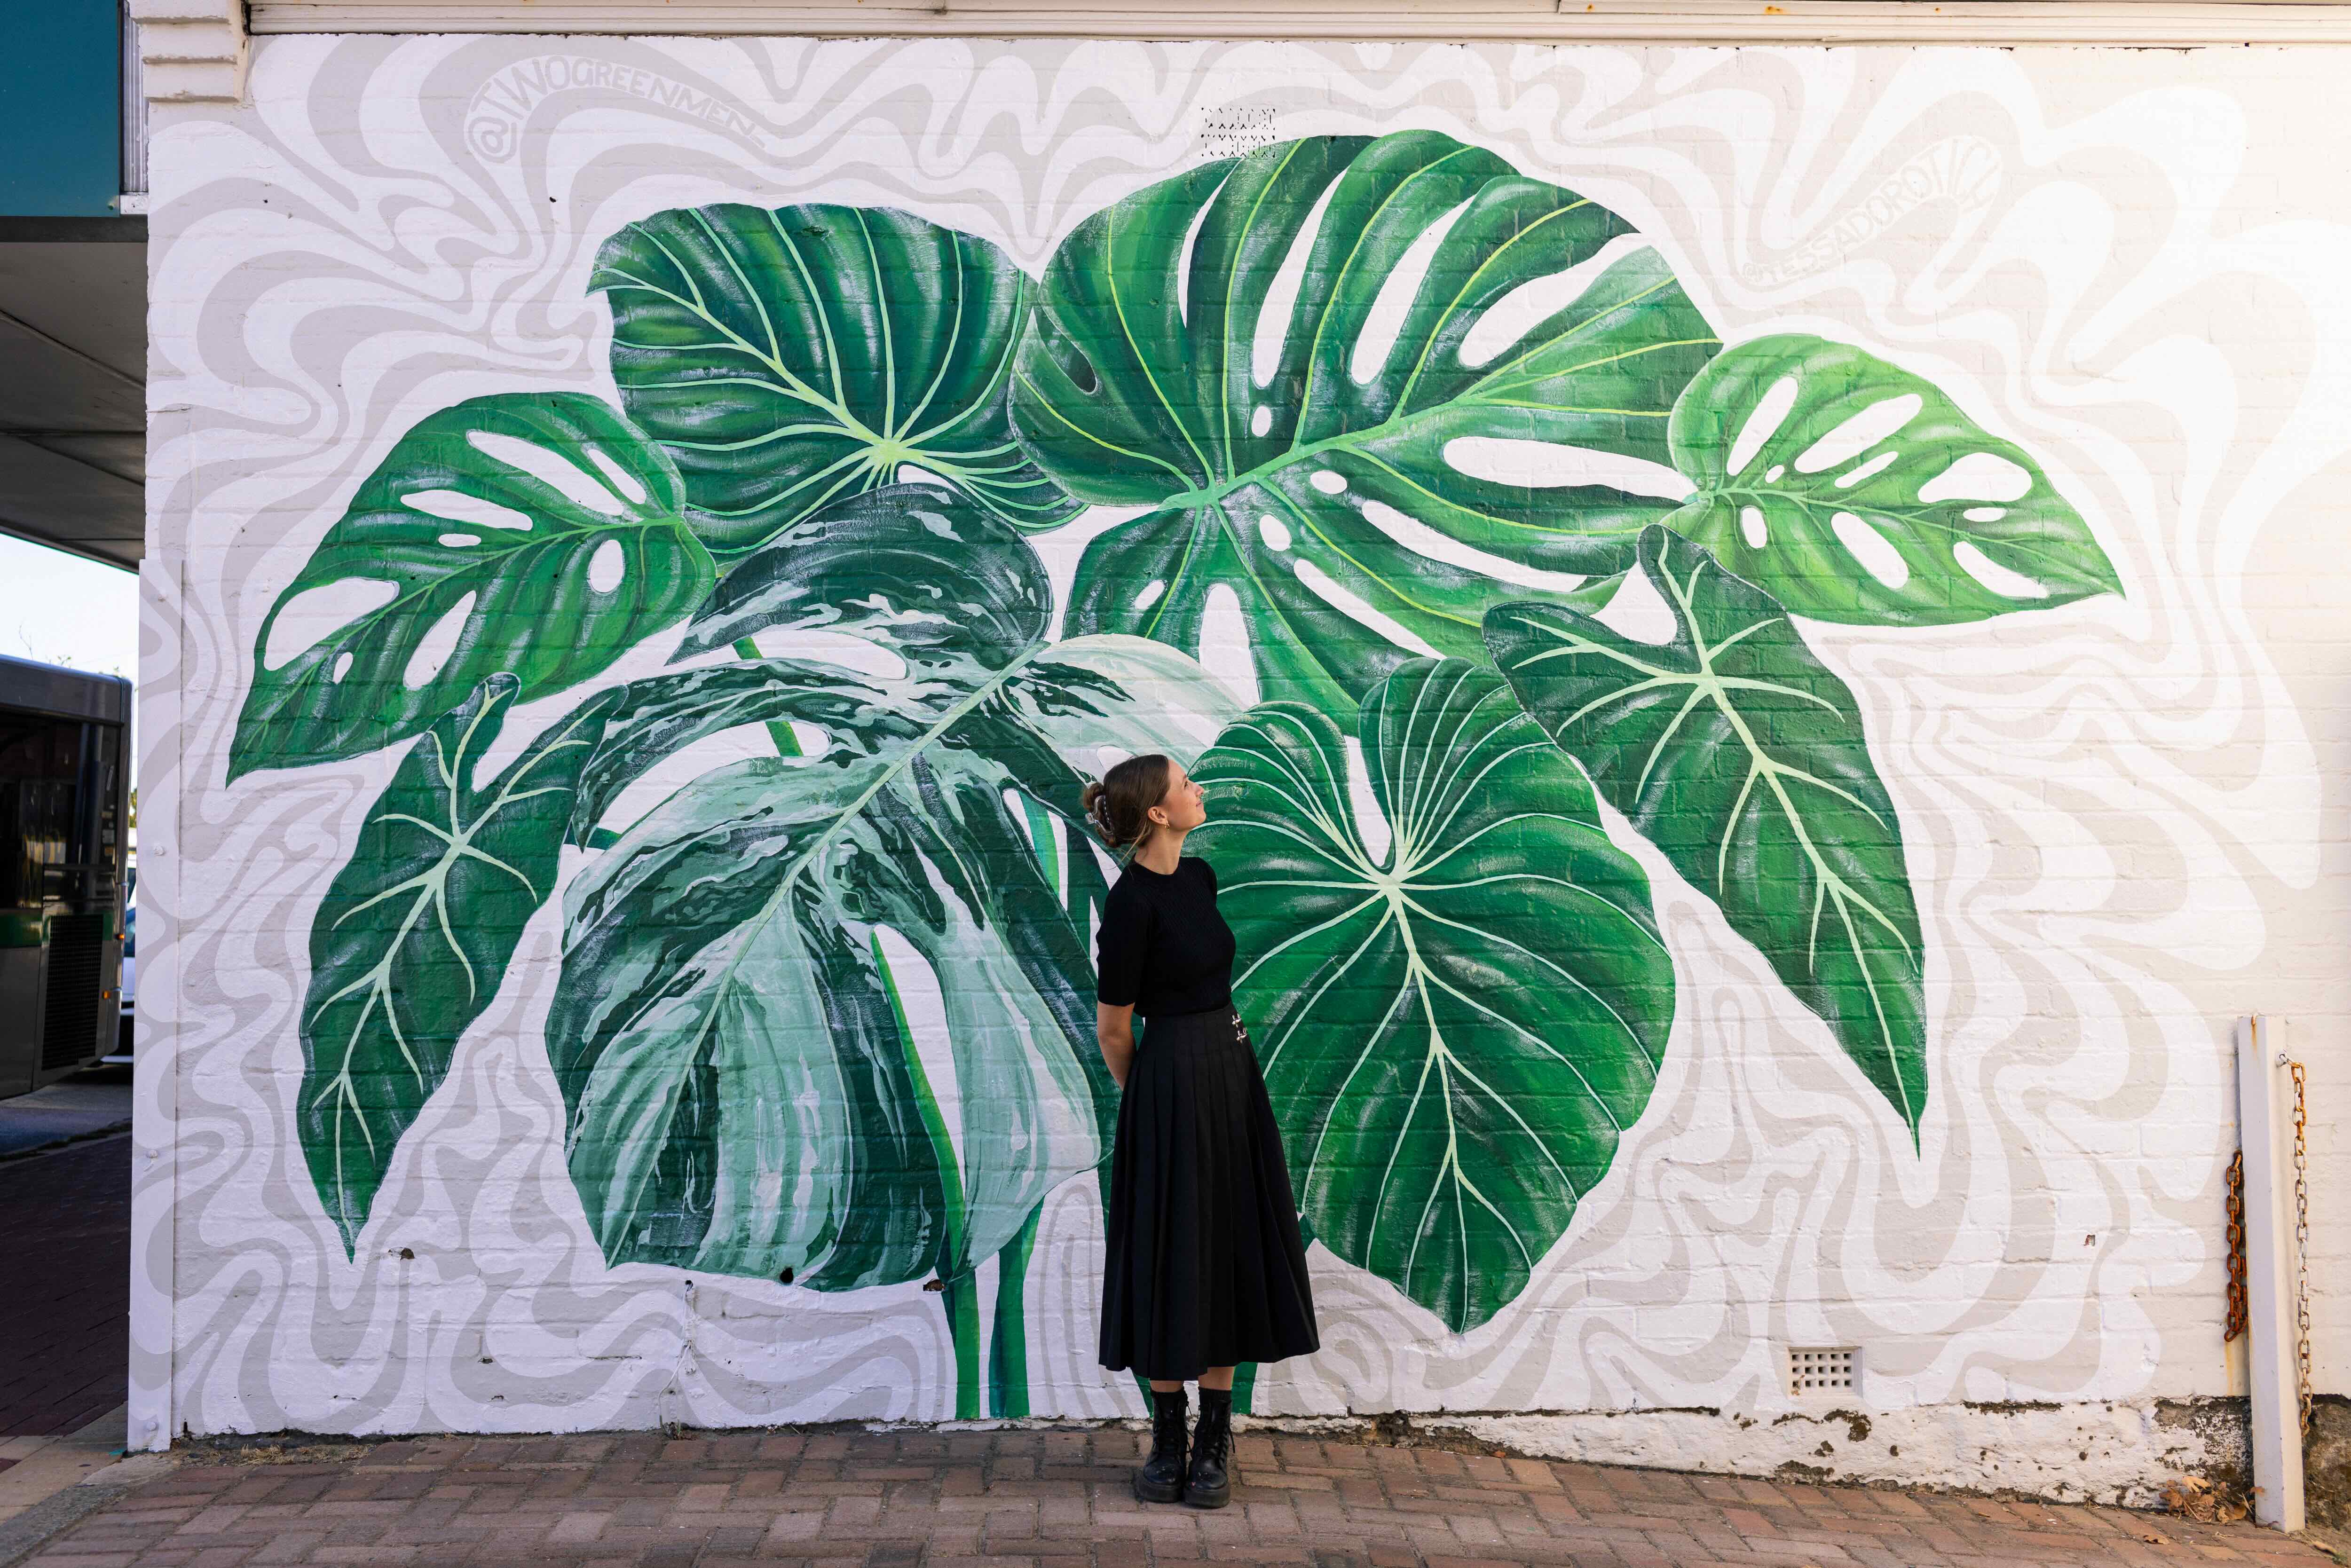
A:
1081 754 1173 852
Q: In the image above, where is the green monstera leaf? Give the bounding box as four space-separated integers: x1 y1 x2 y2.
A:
1662 334 2121 625
552 751 1076 1284
233 393 712 779
564 486 1236 839
595 203 1078 552
544 483 1241 1285
1485 526 1927 1137
1192 659 1675 1332
299 674 618 1252
1014 129 1717 718
670 481 1052 670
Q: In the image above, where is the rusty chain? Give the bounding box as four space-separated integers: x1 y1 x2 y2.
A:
2225 1048 2313 1437
2223 1149 2248 1343
2291 1059 2311 1434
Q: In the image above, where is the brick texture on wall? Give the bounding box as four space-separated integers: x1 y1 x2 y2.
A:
129 35 2348 1502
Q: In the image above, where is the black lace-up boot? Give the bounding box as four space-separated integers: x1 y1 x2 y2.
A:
1184 1386 1233 1509
1134 1387 1189 1504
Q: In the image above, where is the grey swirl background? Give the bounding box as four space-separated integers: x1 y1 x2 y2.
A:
128 35 2351 1448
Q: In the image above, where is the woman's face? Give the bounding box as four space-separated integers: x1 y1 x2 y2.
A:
1149 761 1208 835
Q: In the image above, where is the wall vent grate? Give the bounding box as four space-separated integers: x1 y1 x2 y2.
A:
1785 1346 1859 1399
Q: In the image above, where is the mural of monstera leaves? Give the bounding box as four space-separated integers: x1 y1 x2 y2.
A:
595 203 1079 551
1191 659 1675 1332
299 674 619 1252
544 482 1239 1415
232 393 712 777
1485 526 1928 1138
1013 129 1718 719
1662 334 2121 624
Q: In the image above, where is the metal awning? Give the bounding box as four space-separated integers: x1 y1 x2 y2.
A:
0 217 144 575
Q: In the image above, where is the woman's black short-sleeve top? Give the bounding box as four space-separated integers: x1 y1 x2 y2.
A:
1094 855 1236 1017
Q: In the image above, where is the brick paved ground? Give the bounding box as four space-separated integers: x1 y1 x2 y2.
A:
0 1133 131 1438
17 1425 2336 1568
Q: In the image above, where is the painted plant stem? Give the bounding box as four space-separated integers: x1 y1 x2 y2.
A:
940 1271 984 1421
874 928 984 1418
987 1202 1044 1418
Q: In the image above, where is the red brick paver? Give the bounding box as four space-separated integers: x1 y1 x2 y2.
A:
0 1134 131 1435
23 1426 2332 1567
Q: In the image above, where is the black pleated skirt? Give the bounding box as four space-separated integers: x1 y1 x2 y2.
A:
1098 1004 1320 1380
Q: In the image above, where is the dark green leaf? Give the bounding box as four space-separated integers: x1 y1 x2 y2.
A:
232 393 711 779
1193 658 1675 1331
1484 525 1927 1136
595 204 1079 551
1017 129 1716 717
544 487 1240 1284
299 675 618 1253
550 744 1114 1285
1663 334 2121 624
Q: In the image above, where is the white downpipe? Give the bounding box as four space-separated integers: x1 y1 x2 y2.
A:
2233 1014 2304 1532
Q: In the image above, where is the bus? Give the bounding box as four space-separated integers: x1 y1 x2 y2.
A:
0 653 129 1100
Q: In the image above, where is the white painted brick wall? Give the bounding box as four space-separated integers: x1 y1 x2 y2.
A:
130 35 2349 1499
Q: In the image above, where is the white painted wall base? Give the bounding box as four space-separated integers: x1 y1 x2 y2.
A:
1239 1401 2253 1508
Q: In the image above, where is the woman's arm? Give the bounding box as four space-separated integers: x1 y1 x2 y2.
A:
1097 1001 1137 1090
1094 879 1146 1090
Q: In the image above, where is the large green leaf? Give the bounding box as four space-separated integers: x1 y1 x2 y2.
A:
595 203 1078 551
672 482 1051 669
232 393 711 780
1191 658 1675 1332
544 485 1242 1284
566 657 932 842
1015 129 1717 717
1662 334 2121 625
299 674 617 1253
1484 525 1927 1137
550 753 1049 1283
567 485 1239 841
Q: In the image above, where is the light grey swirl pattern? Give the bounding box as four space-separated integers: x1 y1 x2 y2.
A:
133 33 2348 1444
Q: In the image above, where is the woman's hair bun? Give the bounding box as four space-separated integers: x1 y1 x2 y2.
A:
1081 780 1116 843
1083 755 1172 852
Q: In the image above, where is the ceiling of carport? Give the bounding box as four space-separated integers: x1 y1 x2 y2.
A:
0 218 143 573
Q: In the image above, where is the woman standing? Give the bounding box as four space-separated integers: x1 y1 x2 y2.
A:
1083 753 1320 1510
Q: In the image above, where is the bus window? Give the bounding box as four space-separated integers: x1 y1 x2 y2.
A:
0 655 130 1098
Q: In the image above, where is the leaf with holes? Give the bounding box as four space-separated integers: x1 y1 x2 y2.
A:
1191 658 1674 1332
1484 526 1927 1138
299 674 618 1253
595 203 1079 551
1661 334 2120 625
545 485 1242 1284
231 393 712 780
1014 129 1716 718
564 483 1242 841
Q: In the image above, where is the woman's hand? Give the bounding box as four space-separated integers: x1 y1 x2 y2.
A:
1097 1001 1137 1091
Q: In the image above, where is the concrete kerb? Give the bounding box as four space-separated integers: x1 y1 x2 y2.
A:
0 1406 177 1568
